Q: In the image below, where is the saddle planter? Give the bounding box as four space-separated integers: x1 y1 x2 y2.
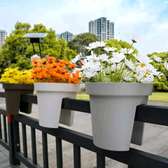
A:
35 83 80 128
86 83 153 151
3 83 34 115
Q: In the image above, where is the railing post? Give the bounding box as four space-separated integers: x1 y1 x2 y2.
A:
8 115 20 165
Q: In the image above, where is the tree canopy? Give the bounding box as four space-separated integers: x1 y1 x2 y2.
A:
148 52 168 91
68 32 97 53
0 22 77 74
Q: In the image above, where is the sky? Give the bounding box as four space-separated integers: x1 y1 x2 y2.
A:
0 0 168 54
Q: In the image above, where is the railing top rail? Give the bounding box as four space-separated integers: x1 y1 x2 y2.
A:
0 92 168 126
21 93 168 126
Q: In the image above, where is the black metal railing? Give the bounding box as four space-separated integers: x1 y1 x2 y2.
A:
0 92 168 168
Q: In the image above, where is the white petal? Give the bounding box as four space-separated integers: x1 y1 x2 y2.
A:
125 59 136 71
164 62 168 70
110 53 125 63
104 47 115 52
99 54 109 62
31 54 40 61
141 75 154 83
153 56 162 62
136 55 152 64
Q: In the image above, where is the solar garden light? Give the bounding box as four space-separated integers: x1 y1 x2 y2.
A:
24 33 47 56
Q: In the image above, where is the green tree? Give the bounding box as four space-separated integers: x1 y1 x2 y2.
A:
31 23 48 32
148 52 168 91
68 32 97 53
106 39 138 53
0 22 77 75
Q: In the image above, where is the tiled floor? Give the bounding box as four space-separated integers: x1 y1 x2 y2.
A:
0 145 26 168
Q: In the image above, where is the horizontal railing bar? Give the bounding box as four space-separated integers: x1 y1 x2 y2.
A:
0 139 9 150
129 148 168 168
16 153 42 168
21 94 168 126
14 114 168 167
62 98 90 113
135 105 168 126
21 95 90 113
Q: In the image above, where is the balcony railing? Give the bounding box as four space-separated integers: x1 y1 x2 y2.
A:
0 91 168 168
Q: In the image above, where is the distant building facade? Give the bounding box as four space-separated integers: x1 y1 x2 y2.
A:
59 31 74 41
89 17 114 41
0 30 7 46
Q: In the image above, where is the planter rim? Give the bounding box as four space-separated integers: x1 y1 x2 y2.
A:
3 83 34 91
35 82 81 92
86 82 153 96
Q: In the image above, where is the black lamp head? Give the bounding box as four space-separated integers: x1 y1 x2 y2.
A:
24 33 47 43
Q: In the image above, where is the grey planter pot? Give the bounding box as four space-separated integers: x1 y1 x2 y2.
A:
86 83 153 151
60 109 74 126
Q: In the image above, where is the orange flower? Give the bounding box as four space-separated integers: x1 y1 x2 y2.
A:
31 56 81 84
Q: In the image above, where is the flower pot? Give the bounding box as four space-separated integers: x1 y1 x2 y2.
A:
0 83 4 91
3 83 34 115
60 109 74 126
86 83 153 151
35 83 80 128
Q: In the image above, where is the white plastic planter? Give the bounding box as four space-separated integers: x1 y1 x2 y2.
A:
0 83 4 92
86 83 153 151
35 83 80 128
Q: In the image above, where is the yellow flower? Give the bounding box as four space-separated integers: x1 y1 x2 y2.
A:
0 68 34 84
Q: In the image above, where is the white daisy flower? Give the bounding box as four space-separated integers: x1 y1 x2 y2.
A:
111 64 117 71
86 41 105 50
104 47 115 52
141 74 154 83
71 54 82 63
145 64 160 76
136 55 152 64
110 53 125 63
135 64 147 79
82 61 100 78
125 59 136 71
99 54 109 62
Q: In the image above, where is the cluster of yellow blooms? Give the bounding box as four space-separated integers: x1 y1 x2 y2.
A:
0 68 34 84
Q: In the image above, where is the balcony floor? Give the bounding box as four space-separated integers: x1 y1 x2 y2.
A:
0 145 25 168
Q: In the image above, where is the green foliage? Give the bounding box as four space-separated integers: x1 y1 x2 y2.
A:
93 68 125 82
31 24 48 32
106 39 138 54
148 52 168 91
68 32 97 53
0 22 77 75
